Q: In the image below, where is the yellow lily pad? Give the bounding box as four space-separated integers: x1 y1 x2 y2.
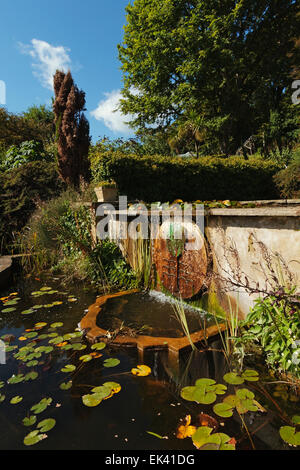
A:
131 365 151 377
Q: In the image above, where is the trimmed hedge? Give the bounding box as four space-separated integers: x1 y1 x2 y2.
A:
94 152 282 202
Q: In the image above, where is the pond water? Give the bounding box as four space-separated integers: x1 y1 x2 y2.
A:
0 275 298 450
97 291 216 337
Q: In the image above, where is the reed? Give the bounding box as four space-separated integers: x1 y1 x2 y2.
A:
172 297 197 351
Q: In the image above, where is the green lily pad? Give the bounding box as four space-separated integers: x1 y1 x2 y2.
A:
10 395 23 404
82 393 104 407
50 322 64 329
1 307 16 313
213 402 234 418
180 378 227 405
22 415 37 427
24 430 43 446
103 358 120 368
279 426 300 447
30 397 52 414
0 394 5 403
24 371 38 382
223 372 244 385
91 342 106 351
21 309 35 315
37 418 56 432
241 369 259 382
61 364 76 373
8 374 25 384
79 354 93 362
60 381 72 391
292 415 300 425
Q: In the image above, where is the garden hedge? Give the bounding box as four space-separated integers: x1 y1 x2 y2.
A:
94 152 282 202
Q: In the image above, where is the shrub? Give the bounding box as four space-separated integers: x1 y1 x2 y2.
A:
1 140 54 171
274 149 300 198
0 161 63 252
92 152 282 202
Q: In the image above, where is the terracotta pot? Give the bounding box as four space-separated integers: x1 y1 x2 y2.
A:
94 186 118 202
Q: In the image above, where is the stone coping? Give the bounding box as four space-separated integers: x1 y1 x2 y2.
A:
79 289 225 356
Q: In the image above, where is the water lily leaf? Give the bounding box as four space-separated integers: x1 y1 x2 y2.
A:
48 336 64 345
192 426 213 449
82 393 103 407
60 381 72 391
30 397 52 414
24 332 38 339
10 395 23 404
292 415 300 425
71 343 86 351
0 381 4 389
79 354 93 362
24 430 43 446
223 372 244 385
131 364 151 376
34 322 47 328
23 415 37 427
40 287 52 291
8 374 25 384
24 371 38 382
241 369 259 382
61 364 76 373
21 309 36 315
206 432 236 450
32 305 44 310
37 418 56 432
213 402 234 418
176 415 197 439
103 358 120 368
3 300 18 306
1 307 16 313
279 426 300 447
50 322 64 329
91 342 106 351
26 360 39 367
0 394 5 403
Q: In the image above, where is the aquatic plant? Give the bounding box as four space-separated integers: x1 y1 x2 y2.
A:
172 298 197 351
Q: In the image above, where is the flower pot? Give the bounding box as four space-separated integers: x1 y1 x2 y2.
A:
94 186 118 202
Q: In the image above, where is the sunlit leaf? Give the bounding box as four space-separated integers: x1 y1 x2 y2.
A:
37 418 56 432
10 395 23 404
103 358 120 368
61 364 76 373
22 415 37 427
176 415 197 439
131 365 151 376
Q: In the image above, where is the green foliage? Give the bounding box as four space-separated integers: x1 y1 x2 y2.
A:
1 140 54 170
92 152 281 202
241 293 300 378
0 161 63 252
274 148 300 198
18 191 137 289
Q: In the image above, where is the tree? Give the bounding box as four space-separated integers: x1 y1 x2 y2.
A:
22 105 55 144
53 70 91 187
118 0 300 155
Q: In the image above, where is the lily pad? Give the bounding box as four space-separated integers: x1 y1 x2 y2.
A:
1 307 16 313
91 342 106 351
131 365 151 377
24 430 43 446
23 416 37 427
223 372 244 385
61 364 76 373
103 358 120 368
60 381 72 391
10 395 23 404
37 418 56 432
82 393 103 407
279 426 300 447
30 397 52 414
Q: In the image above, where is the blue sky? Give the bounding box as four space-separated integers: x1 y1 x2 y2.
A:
0 0 134 141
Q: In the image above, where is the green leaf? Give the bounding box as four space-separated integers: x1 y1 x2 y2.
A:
10 395 23 404
82 393 103 407
37 418 56 432
91 342 106 351
60 381 72 391
223 372 244 385
24 430 43 446
213 402 234 418
22 415 37 427
103 358 120 368
30 397 52 414
61 364 76 373
279 426 300 447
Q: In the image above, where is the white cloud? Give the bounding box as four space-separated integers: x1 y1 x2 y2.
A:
91 89 136 134
19 39 72 90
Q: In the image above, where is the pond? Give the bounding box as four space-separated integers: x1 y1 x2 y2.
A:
97 290 216 338
0 275 298 450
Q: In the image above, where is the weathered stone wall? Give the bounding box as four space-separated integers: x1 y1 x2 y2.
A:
205 206 300 319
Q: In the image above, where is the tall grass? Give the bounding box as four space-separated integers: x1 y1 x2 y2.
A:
172 297 197 351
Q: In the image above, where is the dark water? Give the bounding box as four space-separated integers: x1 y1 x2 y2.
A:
0 275 298 450
97 291 216 337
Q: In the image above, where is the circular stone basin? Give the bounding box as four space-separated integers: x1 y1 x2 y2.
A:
96 291 215 338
